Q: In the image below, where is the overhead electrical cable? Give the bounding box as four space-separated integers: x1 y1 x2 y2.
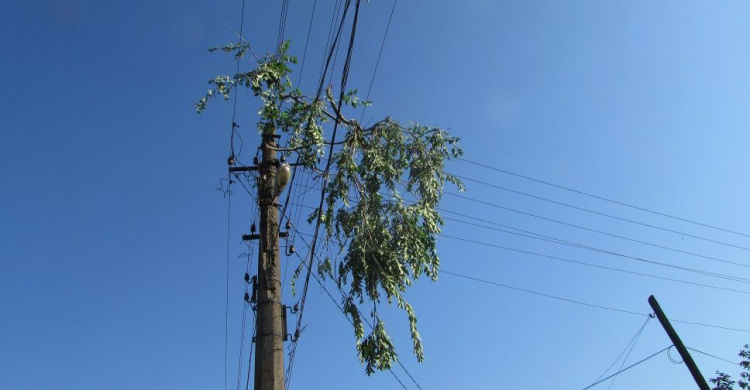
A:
223 0 248 386
235 239 256 390
441 217 750 285
440 207 750 269
235 291 250 390
671 318 750 333
604 316 651 390
687 347 738 365
458 157 750 240
593 316 651 386
292 229 423 390
243 310 256 390
317 0 343 85
275 0 290 52
447 191 750 254
295 0 318 86
453 173 750 252
359 0 397 123
440 233 750 295
441 269 750 333
285 199 750 294
223 175 233 390
579 346 672 390
294 0 360 342
319 0 345 87
228 0 248 163
290 252 410 390
286 1 361 385
441 270 647 317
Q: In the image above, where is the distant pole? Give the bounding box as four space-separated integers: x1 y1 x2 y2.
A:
648 295 709 390
254 129 285 390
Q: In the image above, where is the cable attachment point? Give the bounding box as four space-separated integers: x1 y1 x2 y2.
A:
251 223 256 234
244 272 250 283
228 155 235 166
282 305 299 342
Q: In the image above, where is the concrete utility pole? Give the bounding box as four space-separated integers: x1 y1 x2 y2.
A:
648 295 709 390
254 130 285 390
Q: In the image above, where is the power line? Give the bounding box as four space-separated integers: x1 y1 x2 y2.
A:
317 0 343 88
671 319 750 333
605 316 651 390
228 0 248 162
458 157 750 240
593 316 651 386
224 0 248 384
243 310 256 390
440 207 750 269
289 232 413 389
288 223 426 388
447 191 750 254
294 0 355 345
440 233 750 293
284 200 750 294
235 297 250 390
359 0 397 123
223 175 233 390
441 269 647 317
275 0 289 52
454 173 750 252
441 216 750 285
580 346 672 390
687 347 739 366
235 243 256 390
442 266 750 334
287 1 362 384
295 0 318 87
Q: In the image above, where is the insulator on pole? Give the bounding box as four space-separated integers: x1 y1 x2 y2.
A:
274 162 291 198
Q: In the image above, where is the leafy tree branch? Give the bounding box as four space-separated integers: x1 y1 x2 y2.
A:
198 41 463 374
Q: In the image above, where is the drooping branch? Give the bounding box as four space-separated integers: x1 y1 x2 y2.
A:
197 41 463 374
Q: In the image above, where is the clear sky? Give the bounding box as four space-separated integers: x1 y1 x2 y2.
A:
2 0 750 389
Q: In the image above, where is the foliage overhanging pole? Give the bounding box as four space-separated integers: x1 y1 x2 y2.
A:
197 40 463 375
648 295 710 390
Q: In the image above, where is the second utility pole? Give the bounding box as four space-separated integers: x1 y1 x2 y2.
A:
648 295 709 390
254 129 285 390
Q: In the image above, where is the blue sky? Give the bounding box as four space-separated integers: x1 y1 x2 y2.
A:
3 0 750 389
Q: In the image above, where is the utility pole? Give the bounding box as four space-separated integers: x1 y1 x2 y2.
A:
648 295 709 390
254 129 285 390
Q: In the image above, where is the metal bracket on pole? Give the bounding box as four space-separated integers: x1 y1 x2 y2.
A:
243 231 289 241
229 165 260 173
281 304 299 342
